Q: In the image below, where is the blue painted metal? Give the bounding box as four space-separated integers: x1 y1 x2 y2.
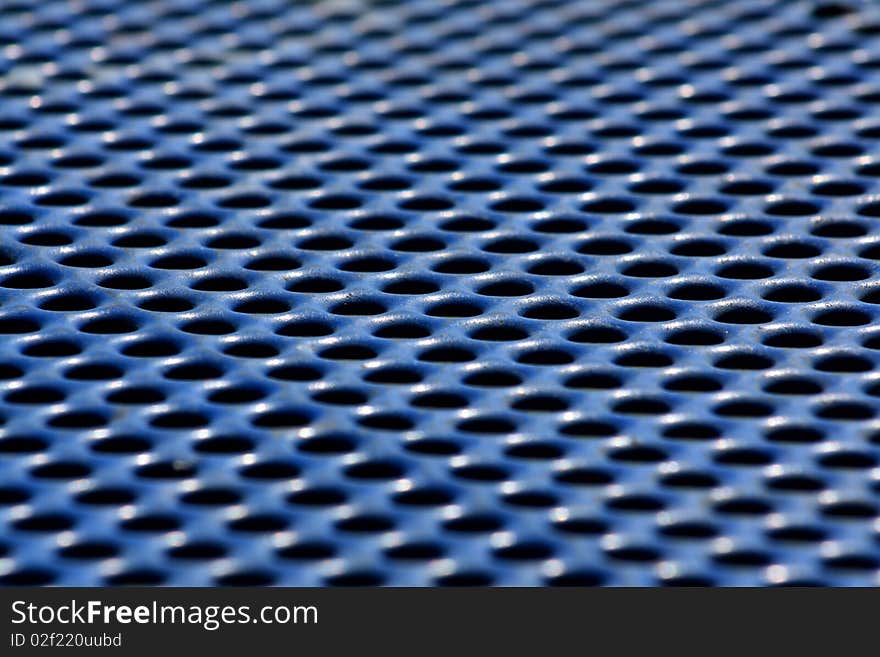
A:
1 0 880 585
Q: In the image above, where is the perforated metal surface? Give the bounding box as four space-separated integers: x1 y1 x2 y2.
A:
4 0 880 586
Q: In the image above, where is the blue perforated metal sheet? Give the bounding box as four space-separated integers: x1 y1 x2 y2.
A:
3 0 880 586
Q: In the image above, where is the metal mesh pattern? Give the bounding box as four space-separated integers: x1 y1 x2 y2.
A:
2 0 880 586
